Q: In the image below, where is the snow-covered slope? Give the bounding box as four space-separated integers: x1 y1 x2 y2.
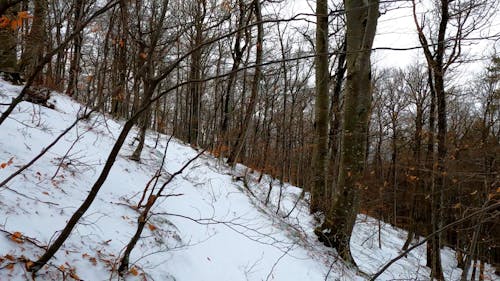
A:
0 80 496 280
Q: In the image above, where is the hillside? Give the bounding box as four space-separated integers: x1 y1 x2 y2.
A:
0 80 496 280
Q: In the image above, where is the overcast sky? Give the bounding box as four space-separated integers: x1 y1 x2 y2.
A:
282 0 500 80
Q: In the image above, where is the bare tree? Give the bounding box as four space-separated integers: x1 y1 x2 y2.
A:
411 0 497 278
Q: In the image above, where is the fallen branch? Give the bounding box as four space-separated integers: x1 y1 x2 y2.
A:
0 228 47 250
0 108 94 188
117 149 205 275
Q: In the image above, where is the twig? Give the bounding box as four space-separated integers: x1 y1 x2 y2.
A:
265 243 295 281
118 149 206 274
369 200 500 280
0 109 94 188
1 185 59 206
0 228 47 250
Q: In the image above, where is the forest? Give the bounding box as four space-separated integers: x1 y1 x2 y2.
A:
0 0 499 280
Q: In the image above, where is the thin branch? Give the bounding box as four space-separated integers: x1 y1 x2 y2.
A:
369 200 500 281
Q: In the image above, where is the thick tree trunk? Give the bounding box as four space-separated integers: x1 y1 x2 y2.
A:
0 4 17 72
316 0 379 264
327 39 346 193
20 0 46 85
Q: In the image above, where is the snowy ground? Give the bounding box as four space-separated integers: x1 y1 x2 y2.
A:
0 79 496 280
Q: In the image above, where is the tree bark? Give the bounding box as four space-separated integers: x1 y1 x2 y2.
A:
0 3 17 72
309 0 329 214
227 0 263 166
188 0 206 146
315 0 379 264
65 0 84 97
412 0 450 278
20 0 47 85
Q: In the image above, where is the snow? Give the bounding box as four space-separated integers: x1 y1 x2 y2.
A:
0 79 497 280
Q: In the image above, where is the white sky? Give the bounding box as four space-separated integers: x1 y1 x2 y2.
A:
280 0 500 79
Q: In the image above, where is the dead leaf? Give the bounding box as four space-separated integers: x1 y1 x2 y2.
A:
11 232 23 244
129 267 139 276
407 175 418 182
69 271 80 280
147 224 157 231
17 11 32 20
0 16 9 28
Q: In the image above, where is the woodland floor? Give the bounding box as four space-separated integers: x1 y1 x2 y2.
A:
0 79 496 280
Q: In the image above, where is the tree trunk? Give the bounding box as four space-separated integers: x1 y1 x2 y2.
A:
0 4 17 72
309 0 329 214
66 0 84 97
227 0 263 166
403 101 424 251
327 39 346 193
413 0 449 276
316 0 379 264
20 0 47 85
188 0 205 146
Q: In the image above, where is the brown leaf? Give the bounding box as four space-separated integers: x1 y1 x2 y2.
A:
11 232 23 244
25 261 34 270
69 271 80 280
407 175 418 182
17 11 31 20
129 267 139 276
147 224 157 231
0 16 10 28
